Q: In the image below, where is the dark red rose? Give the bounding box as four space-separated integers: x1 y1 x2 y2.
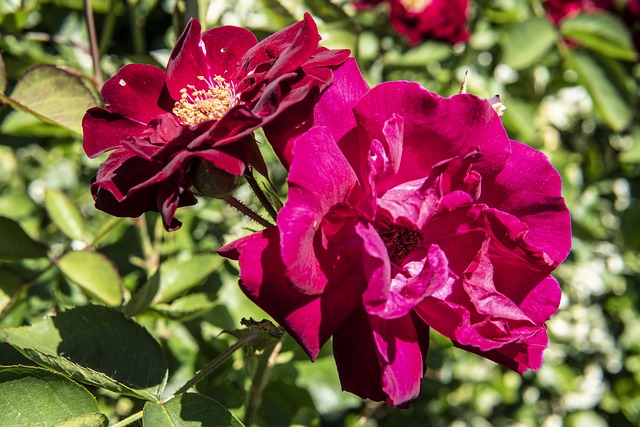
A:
355 0 470 44
83 15 349 230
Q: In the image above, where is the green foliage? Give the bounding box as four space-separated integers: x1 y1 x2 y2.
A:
501 17 557 70
143 393 245 426
0 0 639 426
0 65 97 134
560 13 638 61
0 366 107 427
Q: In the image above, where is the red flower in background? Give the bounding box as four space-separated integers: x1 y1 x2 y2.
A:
355 0 470 44
220 59 571 405
83 15 349 230
544 0 640 51
544 0 614 24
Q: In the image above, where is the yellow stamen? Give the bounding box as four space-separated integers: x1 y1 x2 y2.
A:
399 0 432 13
172 75 238 126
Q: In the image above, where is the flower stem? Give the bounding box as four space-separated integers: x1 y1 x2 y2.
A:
224 195 274 228
244 337 283 426
165 330 265 401
244 170 279 223
83 0 103 87
111 410 143 427
99 0 120 56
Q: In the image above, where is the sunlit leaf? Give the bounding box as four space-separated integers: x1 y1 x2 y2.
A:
58 251 123 306
568 50 634 131
560 13 638 61
143 393 245 427
0 366 107 427
501 17 557 69
384 42 452 67
258 0 297 27
45 189 86 241
124 271 160 317
0 64 97 134
1 305 168 401
153 293 218 320
0 216 48 259
155 254 223 303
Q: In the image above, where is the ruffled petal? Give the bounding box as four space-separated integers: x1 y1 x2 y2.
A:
278 126 358 294
478 140 571 265
366 244 449 319
264 57 369 170
239 13 320 80
353 81 510 194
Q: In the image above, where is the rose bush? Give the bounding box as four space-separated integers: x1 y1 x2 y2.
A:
355 0 469 44
83 14 349 230
220 60 571 405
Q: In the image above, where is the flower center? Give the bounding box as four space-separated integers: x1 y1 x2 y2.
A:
375 217 423 265
172 75 237 126
399 0 432 13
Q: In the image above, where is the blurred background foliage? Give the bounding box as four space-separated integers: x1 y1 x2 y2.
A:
0 0 639 426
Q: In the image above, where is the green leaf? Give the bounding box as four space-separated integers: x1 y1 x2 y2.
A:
155 254 223 303
124 272 160 317
568 50 634 131
0 366 107 427
143 393 245 427
560 13 638 61
1 305 168 401
58 251 123 306
53 412 108 427
45 189 86 241
0 110 73 137
153 293 219 320
0 267 22 314
384 42 452 67
501 17 557 70
257 0 297 27
304 0 348 22
0 64 97 135
0 216 48 259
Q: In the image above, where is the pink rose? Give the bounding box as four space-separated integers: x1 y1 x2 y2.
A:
220 59 571 405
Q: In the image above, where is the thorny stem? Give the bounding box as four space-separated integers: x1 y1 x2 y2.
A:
111 410 143 427
244 170 279 223
224 195 275 228
244 338 283 426
166 330 265 401
83 0 103 87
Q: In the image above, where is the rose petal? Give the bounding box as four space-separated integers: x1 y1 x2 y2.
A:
366 244 449 319
165 18 209 99
82 108 146 158
101 64 172 123
478 140 571 265
354 82 510 194
264 57 370 170
333 307 427 406
201 26 257 81
218 228 363 359
278 126 358 294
